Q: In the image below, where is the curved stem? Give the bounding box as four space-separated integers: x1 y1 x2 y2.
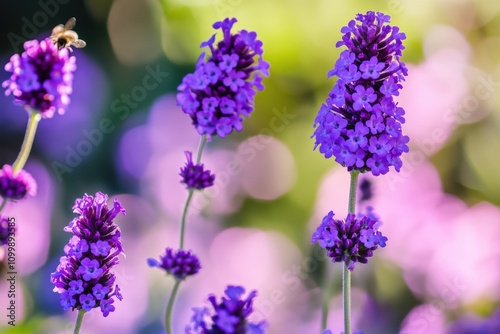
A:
179 190 194 250
0 198 7 213
12 111 41 174
73 310 85 334
165 280 181 334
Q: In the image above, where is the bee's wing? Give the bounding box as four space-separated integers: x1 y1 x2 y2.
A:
64 17 76 30
72 39 86 48
51 24 64 36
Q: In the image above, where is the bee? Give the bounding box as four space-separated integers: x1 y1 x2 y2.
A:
50 17 86 52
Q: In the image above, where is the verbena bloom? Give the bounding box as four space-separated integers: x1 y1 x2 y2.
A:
51 192 125 316
0 164 37 200
312 11 409 176
180 151 215 190
0 216 11 245
185 285 268 334
3 38 76 118
177 17 270 138
312 208 387 271
147 247 201 280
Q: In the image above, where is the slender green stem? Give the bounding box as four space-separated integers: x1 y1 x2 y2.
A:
179 189 194 250
343 170 359 334
73 310 85 334
195 135 207 164
343 262 351 334
0 198 7 213
165 280 181 334
348 171 359 214
12 111 41 174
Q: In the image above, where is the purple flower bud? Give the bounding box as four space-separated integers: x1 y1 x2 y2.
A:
180 151 215 190
185 285 268 333
148 247 201 281
311 207 387 271
0 164 36 200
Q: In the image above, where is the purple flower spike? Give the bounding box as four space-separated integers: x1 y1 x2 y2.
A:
312 11 409 176
51 192 125 317
185 285 268 334
312 207 387 271
0 164 37 201
147 247 201 281
2 38 76 118
177 17 270 138
180 151 215 190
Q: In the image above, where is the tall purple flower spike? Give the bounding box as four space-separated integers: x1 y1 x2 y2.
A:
312 11 409 176
51 192 125 317
177 18 270 138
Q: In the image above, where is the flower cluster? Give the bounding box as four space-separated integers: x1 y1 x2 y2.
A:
177 18 270 138
312 11 409 176
2 38 76 118
180 151 215 190
324 330 365 334
0 164 37 201
147 248 201 281
185 285 268 334
51 192 125 317
312 208 387 270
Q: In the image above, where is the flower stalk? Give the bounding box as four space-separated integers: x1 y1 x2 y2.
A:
12 111 41 174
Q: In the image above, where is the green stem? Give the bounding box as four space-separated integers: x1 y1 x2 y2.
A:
179 135 207 250
165 280 181 334
343 170 359 334
0 198 7 213
348 170 359 214
12 111 41 174
73 310 85 334
343 262 351 334
195 135 207 164
179 189 194 250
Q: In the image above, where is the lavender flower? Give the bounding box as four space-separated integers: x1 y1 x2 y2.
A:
51 192 125 317
0 164 37 200
3 38 76 118
180 151 215 190
185 285 268 334
177 18 270 138
312 208 387 271
147 248 201 280
312 11 409 176
0 216 12 245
